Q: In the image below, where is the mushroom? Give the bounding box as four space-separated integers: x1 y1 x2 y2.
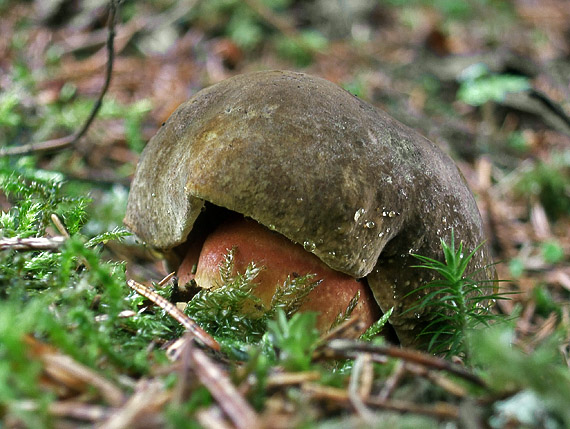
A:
124 70 495 347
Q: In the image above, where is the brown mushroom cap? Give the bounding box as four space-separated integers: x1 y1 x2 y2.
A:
124 70 495 346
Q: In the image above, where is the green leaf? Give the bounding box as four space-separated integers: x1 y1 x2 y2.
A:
265 309 319 371
457 63 531 106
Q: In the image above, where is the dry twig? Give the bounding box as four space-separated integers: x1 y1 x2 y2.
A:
0 236 66 251
317 316 369 343
25 336 125 407
348 353 375 422
185 340 262 429
126 278 220 351
50 213 71 239
0 0 120 157
406 363 468 397
378 360 406 401
197 406 235 429
302 383 459 420
266 371 321 387
99 379 168 429
316 339 486 388
15 400 112 424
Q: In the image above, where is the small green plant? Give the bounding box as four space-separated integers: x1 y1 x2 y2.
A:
457 63 531 107
470 325 570 427
507 130 529 153
405 231 505 357
532 285 561 319
190 0 301 54
508 257 525 279
275 30 327 67
264 309 320 371
515 151 570 220
541 240 564 265
0 89 23 129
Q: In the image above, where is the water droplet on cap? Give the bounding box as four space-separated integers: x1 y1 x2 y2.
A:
354 208 365 222
303 240 316 252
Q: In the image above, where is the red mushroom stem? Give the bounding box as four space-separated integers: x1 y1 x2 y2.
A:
177 216 381 333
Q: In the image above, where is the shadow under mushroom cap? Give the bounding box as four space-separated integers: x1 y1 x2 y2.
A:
124 70 495 346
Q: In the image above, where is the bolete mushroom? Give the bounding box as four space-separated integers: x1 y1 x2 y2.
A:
124 70 495 347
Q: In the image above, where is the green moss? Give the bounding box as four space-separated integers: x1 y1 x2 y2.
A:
516 152 570 220
405 230 506 357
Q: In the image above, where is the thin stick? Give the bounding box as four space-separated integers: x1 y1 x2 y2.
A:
42 353 125 407
126 279 220 351
158 272 175 287
348 353 375 422
51 214 71 238
377 360 405 401
196 406 234 429
187 342 261 429
303 383 459 420
317 339 486 388
25 336 124 407
16 400 111 423
0 0 119 157
99 379 167 429
51 213 92 269
406 363 468 397
0 236 66 251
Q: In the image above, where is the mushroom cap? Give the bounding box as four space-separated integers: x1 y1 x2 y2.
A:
124 70 495 346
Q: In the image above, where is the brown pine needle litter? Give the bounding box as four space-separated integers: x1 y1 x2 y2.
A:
2 0 570 427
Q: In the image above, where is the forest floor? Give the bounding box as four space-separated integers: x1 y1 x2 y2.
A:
1 1 569 427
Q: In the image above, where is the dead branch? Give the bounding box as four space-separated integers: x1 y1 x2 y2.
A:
24 336 125 407
378 360 406 401
266 371 321 387
0 0 120 157
99 379 168 429
348 353 375 422
302 383 459 420
186 341 262 429
126 278 220 351
0 236 66 251
315 339 486 388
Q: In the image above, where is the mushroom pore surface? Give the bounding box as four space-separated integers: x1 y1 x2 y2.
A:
124 70 496 347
